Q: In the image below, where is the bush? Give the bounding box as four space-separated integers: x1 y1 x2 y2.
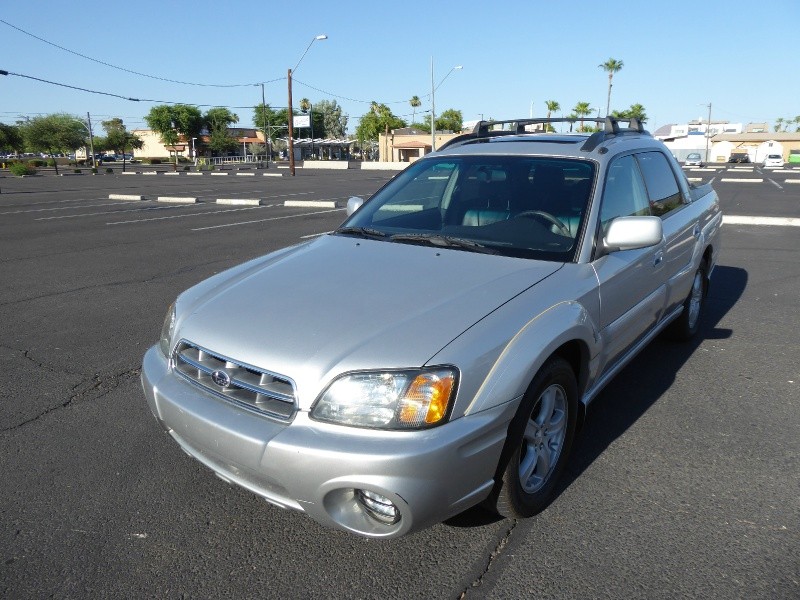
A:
28 159 45 167
10 162 36 176
47 158 56 167
74 169 82 174
183 165 190 171
106 168 114 174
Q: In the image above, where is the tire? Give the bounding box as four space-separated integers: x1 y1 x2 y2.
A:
488 357 578 519
666 260 707 341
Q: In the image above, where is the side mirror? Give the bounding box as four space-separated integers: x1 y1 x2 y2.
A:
346 196 365 216
603 216 663 253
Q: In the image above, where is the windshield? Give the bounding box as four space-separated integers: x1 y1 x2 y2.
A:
339 156 596 261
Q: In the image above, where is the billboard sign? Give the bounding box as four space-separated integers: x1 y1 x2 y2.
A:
293 115 311 128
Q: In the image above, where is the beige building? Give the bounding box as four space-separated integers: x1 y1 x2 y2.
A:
377 128 461 162
129 128 267 159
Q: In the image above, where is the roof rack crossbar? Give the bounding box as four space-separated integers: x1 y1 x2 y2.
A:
437 116 649 152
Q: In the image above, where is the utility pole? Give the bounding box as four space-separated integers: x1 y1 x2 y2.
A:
86 112 96 170
288 68 295 175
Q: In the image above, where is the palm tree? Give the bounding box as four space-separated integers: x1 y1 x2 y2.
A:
774 117 785 133
410 95 421 124
573 101 593 131
545 100 560 119
599 58 624 116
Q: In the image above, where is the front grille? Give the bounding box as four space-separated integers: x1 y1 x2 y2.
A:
173 340 296 420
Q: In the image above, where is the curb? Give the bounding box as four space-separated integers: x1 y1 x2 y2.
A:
186 172 204 176
211 172 229 176
216 198 261 205
284 200 338 208
263 173 284 177
236 172 255 176
142 171 159 176
157 196 198 203
109 194 145 200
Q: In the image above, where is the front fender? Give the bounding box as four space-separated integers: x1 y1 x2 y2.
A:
430 299 600 419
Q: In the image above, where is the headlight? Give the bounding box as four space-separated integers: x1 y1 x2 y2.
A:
158 302 177 358
311 368 457 430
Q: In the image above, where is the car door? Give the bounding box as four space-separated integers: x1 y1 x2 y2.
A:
635 151 697 316
592 153 668 372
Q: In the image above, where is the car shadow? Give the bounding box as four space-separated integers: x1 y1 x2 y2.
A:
446 264 747 530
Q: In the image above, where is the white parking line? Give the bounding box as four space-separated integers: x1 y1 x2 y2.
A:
107 205 263 225
1 200 141 215
768 179 784 190
191 208 344 231
723 216 800 227
36 205 186 221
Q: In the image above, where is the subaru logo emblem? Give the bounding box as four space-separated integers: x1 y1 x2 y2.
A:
211 369 232 388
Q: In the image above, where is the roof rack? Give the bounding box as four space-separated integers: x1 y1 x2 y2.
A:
438 116 649 152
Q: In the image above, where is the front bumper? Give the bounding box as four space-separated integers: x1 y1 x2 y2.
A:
141 346 516 538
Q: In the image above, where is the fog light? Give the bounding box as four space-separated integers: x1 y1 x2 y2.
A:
356 489 401 525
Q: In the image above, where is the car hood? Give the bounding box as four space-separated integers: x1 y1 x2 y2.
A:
174 235 562 408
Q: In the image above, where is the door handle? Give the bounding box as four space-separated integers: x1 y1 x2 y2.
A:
653 251 663 267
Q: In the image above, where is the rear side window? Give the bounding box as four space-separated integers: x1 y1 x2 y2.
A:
636 152 683 217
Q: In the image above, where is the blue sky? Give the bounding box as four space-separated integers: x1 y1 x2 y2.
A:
2 0 798 135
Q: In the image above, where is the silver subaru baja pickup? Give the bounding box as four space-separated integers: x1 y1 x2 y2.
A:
142 117 721 538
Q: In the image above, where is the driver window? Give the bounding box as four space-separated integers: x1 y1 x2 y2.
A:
599 155 650 231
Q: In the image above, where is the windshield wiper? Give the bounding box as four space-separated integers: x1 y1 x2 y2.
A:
333 226 389 240
389 233 499 254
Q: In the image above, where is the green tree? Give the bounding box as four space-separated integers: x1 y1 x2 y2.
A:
545 100 560 119
204 107 239 155
571 102 593 132
101 118 144 171
0 123 24 153
774 117 785 132
410 95 422 124
315 99 348 139
599 57 624 116
611 103 648 124
144 104 204 166
435 108 463 133
545 100 561 132
253 102 282 157
355 103 406 141
21 113 87 174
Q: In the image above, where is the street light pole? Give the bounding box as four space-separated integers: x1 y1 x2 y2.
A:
261 83 271 165
288 34 327 176
430 60 462 152
703 102 712 164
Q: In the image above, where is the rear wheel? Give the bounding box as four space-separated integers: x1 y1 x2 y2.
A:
666 261 707 341
489 357 578 518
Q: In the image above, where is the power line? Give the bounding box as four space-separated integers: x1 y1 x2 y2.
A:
293 77 429 105
0 18 275 88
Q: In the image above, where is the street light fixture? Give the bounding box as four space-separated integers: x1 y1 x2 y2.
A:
700 102 712 163
191 137 197 166
430 60 462 151
288 34 327 176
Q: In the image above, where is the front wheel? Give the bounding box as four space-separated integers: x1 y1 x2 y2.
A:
488 357 578 519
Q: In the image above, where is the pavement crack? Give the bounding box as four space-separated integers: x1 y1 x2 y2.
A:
0 367 141 433
459 520 517 598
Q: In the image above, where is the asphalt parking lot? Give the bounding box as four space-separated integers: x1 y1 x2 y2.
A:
1 166 798 599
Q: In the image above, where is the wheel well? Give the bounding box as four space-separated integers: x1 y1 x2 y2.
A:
551 340 589 431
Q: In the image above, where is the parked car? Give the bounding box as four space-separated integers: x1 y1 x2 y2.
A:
101 154 117 162
684 152 704 167
728 153 750 163
141 117 722 538
762 154 784 168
